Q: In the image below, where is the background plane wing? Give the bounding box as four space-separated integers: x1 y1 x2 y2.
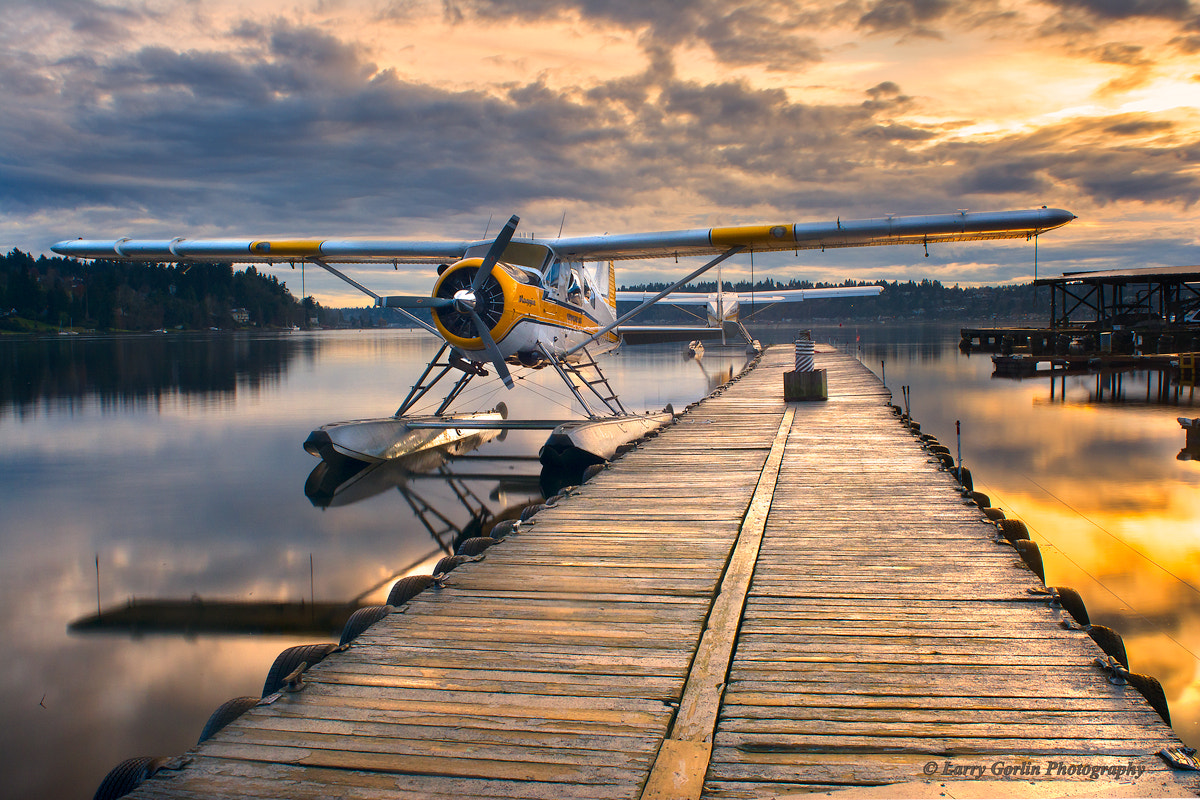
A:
616 291 709 305
618 285 884 305
52 208 1073 265
738 286 883 303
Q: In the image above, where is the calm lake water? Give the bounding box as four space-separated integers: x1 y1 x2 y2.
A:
2 325 1197 798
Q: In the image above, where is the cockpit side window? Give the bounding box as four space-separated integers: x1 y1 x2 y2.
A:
567 270 584 306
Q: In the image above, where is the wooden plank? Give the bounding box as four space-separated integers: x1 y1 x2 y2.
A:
639 406 795 800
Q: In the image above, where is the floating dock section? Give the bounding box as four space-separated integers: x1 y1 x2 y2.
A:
124 346 1198 799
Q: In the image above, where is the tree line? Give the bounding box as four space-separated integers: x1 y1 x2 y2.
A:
0 249 321 332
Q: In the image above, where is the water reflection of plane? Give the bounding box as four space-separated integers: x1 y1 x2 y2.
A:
694 358 735 393
69 442 543 639
305 445 543 551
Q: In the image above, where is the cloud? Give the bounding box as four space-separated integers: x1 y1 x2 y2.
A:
939 115 1200 207
1090 41 1152 65
1039 0 1195 20
23 0 159 40
857 0 954 35
442 0 830 71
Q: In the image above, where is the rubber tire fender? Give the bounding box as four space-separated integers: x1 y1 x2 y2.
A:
582 463 606 482
1088 625 1129 669
519 503 546 522
93 756 172 800
1051 586 1090 627
434 555 471 575
489 519 518 539
967 491 991 508
456 536 498 556
997 519 1029 542
955 467 973 491
339 605 390 646
1126 671 1171 725
1013 539 1045 584
198 696 259 744
386 574 434 606
262 643 339 697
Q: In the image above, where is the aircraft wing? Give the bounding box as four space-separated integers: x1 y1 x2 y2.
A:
617 291 711 306
736 286 883 302
50 237 471 264
51 208 1073 264
616 286 884 305
553 208 1074 261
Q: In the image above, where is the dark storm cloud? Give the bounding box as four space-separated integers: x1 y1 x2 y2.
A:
1038 0 1194 19
857 0 953 35
443 0 829 70
941 115 1200 206
10 0 162 40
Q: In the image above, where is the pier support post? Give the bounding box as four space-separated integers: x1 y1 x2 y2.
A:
784 333 827 401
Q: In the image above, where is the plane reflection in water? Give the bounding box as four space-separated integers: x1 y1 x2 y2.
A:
69 438 549 640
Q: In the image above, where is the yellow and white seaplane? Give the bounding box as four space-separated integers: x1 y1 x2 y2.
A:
53 208 1074 467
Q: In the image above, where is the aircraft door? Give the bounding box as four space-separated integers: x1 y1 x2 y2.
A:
567 269 584 307
545 259 569 302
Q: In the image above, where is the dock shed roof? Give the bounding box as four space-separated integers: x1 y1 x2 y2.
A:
1035 265 1200 285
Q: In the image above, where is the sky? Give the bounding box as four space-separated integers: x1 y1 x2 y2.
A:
1 0 1198 305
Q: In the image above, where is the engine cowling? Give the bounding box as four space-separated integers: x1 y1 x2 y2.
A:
430 257 515 354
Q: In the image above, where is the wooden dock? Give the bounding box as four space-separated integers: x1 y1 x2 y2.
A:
128 346 1199 799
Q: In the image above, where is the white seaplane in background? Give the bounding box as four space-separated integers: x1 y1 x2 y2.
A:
53 208 1074 469
619 278 884 352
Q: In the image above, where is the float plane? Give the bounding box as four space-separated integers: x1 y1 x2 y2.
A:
619 279 884 351
54 208 1075 464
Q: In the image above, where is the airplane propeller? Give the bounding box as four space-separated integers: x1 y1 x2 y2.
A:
382 214 519 388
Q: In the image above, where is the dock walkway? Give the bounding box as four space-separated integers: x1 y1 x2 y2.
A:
131 346 1198 799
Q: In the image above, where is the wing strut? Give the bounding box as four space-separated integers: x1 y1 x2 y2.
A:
310 258 441 337
563 246 744 358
